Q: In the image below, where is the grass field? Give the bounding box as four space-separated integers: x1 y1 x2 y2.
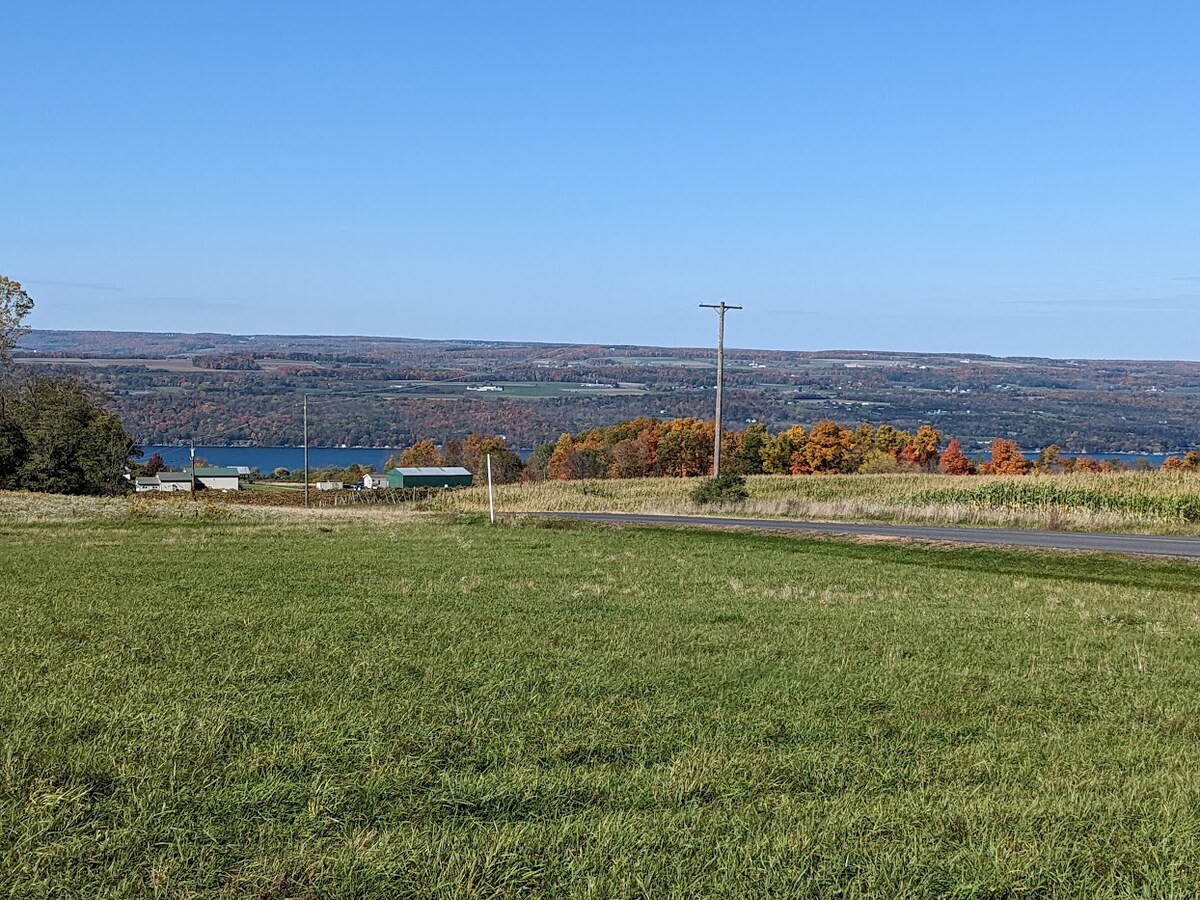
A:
433 472 1200 534
4 495 1200 896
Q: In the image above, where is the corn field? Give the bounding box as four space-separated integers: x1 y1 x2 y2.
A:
431 472 1200 533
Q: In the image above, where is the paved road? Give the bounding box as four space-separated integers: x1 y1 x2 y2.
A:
530 511 1200 559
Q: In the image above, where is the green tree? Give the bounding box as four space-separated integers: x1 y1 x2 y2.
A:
0 408 29 488
733 422 769 476
0 275 35 366
10 377 138 495
524 441 555 482
761 426 806 475
463 433 523 484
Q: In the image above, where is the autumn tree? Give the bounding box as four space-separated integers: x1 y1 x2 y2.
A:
399 439 442 467
904 425 942 469
142 452 167 476
858 449 899 474
761 426 806 475
989 438 1028 475
547 433 607 480
656 418 713 477
804 420 857 474
873 424 911 458
938 438 974 475
1162 456 1188 472
1034 445 1063 473
462 433 523 483
441 439 464 467
608 436 652 479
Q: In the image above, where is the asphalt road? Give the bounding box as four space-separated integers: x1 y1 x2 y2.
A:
531 511 1200 559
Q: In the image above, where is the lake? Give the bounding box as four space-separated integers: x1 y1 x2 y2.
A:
141 445 1176 473
141 446 409 473
140 445 536 472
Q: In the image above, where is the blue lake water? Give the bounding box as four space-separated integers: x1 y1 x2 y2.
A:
142 445 1177 473
142 446 408 472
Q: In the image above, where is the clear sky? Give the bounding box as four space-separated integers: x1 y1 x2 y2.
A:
4 2 1198 359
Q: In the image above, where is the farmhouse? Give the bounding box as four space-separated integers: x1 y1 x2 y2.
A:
362 472 389 489
385 466 473 488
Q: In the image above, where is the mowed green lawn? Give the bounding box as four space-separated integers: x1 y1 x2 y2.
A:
4 513 1200 897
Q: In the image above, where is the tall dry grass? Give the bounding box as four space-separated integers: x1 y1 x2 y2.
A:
427 472 1200 534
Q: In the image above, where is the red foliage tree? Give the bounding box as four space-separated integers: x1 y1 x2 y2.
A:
938 439 974 475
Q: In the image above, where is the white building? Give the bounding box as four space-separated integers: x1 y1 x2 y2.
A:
190 467 241 491
363 472 389 489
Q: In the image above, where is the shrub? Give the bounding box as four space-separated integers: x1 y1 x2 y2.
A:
691 473 749 505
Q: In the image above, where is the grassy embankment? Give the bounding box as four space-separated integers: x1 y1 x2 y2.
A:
4 494 1200 896
430 472 1200 534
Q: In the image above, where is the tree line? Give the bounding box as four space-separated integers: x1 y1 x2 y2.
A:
1 277 138 495
382 418 1195 484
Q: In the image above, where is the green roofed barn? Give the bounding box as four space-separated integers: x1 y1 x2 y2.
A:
385 467 473 488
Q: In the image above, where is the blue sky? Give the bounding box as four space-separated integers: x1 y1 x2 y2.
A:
3 2 1198 358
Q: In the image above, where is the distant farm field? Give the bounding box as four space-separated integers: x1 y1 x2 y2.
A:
3 496 1200 896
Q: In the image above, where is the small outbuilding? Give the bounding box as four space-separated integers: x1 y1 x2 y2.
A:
188 467 241 491
316 481 343 491
155 472 194 492
385 466 473 488
362 472 389 489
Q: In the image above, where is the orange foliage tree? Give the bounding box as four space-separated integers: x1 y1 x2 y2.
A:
398 439 442 467
804 421 858 474
989 439 1029 475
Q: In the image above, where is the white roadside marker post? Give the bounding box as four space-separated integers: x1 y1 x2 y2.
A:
487 454 495 525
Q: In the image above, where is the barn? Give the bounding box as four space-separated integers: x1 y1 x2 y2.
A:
385 466 473 488
189 466 241 491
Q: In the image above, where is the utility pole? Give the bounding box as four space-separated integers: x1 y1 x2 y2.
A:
189 438 196 499
303 394 309 509
699 301 742 477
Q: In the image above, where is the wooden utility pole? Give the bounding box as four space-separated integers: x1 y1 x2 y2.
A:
189 439 196 499
699 302 742 477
